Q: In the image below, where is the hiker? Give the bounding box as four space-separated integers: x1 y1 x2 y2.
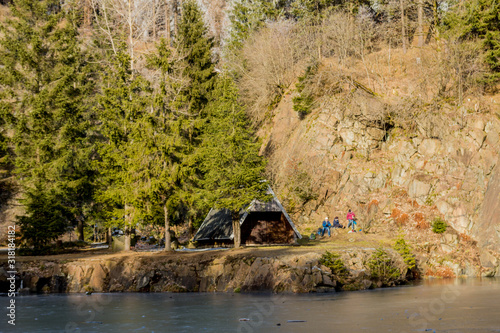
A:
321 217 332 237
332 216 344 229
347 209 356 230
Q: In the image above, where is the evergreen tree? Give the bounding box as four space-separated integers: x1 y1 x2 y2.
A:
199 75 268 247
95 50 151 251
228 0 283 50
290 0 339 21
17 185 71 251
0 0 96 248
444 0 500 83
175 0 216 116
0 100 14 209
145 38 205 250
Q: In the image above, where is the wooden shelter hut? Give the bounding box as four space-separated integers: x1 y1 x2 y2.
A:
193 188 301 246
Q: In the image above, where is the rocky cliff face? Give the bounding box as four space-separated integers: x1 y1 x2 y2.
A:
261 72 500 275
1 248 411 294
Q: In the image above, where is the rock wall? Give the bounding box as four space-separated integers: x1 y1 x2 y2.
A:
263 86 500 263
475 159 500 253
0 249 411 294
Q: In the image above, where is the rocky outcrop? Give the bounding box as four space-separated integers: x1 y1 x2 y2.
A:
1 248 412 294
262 84 500 264
474 159 500 253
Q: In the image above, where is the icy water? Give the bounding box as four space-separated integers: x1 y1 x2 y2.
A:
2 278 500 333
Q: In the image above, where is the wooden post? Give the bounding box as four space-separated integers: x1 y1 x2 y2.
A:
164 203 172 251
232 211 241 248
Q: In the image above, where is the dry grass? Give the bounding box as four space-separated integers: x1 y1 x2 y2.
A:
425 266 456 278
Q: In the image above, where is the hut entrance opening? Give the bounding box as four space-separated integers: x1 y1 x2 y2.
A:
240 212 295 245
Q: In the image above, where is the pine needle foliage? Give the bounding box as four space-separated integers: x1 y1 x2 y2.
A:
175 0 216 117
0 0 96 247
394 236 416 270
443 0 500 84
95 50 151 230
366 248 401 286
198 75 268 212
432 217 447 234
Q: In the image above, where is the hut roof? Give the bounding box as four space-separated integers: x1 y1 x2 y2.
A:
192 208 241 242
193 187 302 242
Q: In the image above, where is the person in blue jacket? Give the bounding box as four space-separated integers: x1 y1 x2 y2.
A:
321 217 332 237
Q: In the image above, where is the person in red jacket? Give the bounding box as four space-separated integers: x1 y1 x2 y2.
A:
346 209 356 230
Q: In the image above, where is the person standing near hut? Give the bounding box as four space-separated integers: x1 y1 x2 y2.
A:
346 209 356 231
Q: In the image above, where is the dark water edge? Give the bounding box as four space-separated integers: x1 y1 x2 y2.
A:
2 277 500 333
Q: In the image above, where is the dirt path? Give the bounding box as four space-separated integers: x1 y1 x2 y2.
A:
0 232 395 264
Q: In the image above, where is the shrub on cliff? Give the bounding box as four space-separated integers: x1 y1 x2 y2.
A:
293 63 318 119
432 217 447 234
319 251 349 281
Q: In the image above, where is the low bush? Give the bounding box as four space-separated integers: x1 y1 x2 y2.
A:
319 251 349 280
366 248 400 286
432 217 447 234
393 237 416 270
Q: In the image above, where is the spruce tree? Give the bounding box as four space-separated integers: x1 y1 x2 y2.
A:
175 0 216 116
0 0 96 248
0 100 13 209
228 0 281 50
95 50 151 251
199 75 268 247
144 38 201 250
444 0 500 83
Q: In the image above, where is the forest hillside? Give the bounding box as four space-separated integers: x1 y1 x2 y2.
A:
1 0 500 276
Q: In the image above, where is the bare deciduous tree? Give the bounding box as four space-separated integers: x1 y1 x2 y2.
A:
231 21 310 124
90 0 163 69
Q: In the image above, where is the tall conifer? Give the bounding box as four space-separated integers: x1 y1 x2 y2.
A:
95 51 151 251
175 0 216 116
199 76 267 247
0 0 96 248
444 0 500 83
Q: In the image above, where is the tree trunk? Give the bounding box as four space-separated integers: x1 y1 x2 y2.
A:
433 0 440 41
153 6 157 39
400 0 407 54
106 227 112 245
165 0 171 43
124 226 131 251
84 0 92 27
77 218 84 241
164 204 172 251
188 215 193 239
232 211 241 248
417 0 424 47
124 202 131 251
173 0 178 38
128 0 134 72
